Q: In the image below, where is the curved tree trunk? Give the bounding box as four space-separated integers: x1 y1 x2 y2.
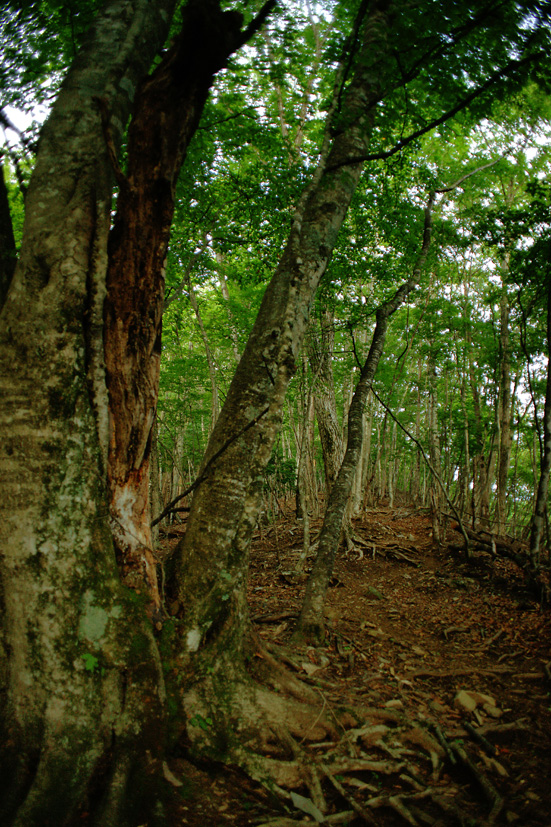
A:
294 280 419 644
173 0 395 760
294 192 434 644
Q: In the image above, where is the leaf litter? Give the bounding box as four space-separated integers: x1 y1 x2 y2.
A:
162 504 551 826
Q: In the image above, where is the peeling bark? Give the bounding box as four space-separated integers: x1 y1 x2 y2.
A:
104 0 251 610
0 1 177 821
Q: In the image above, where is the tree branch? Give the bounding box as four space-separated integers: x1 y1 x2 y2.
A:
326 52 539 172
236 0 278 49
151 406 269 527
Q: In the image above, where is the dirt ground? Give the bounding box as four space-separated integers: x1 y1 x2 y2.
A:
164 504 551 826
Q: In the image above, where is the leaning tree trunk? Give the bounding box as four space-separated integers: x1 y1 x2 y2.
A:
173 1 396 769
530 264 551 563
293 189 435 644
0 2 177 823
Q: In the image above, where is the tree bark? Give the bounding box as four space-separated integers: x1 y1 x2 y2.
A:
0 1 178 822
495 284 513 535
0 160 16 309
530 258 551 563
104 0 249 611
309 309 344 498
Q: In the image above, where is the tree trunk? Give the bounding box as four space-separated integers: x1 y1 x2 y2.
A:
104 0 248 612
0 2 178 822
173 0 396 762
0 0 269 819
294 193 434 643
495 285 513 535
309 309 344 499
186 272 221 429
294 280 416 643
530 262 551 563
0 160 16 308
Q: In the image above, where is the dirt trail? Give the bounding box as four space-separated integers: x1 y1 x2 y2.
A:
166 504 551 826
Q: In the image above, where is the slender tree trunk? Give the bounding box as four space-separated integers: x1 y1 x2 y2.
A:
309 309 344 498
294 192 435 643
186 273 221 429
530 263 551 563
294 279 418 643
495 285 513 535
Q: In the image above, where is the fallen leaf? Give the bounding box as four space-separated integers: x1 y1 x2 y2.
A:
290 791 325 823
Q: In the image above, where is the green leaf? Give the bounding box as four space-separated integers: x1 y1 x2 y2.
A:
81 653 99 673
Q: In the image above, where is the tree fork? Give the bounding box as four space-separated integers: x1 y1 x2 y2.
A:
104 0 276 610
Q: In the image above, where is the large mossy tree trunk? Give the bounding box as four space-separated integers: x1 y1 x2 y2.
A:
0 0 277 819
173 1 397 767
0 3 178 823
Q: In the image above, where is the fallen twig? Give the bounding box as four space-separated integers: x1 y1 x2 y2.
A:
463 721 497 758
321 763 378 825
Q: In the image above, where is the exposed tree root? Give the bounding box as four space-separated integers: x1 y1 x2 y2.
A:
448 523 550 602
179 646 509 827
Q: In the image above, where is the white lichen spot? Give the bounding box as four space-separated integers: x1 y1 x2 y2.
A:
78 591 108 644
186 628 202 652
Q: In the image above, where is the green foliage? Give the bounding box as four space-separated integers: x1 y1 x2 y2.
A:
4 0 551 535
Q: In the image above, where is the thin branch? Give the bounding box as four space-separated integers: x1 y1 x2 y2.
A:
435 158 501 193
326 52 539 172
151 406 269 526
371 386 470 553
236 0 278 49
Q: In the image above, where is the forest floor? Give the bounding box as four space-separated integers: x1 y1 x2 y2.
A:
163 503 551 827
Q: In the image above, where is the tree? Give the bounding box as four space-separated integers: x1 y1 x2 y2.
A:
0 0 275 822
173 0 551 769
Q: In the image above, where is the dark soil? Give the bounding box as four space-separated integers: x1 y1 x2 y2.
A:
163 504 551 826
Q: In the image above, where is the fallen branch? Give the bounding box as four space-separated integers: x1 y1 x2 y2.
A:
321 764 378 825
451 742 502 810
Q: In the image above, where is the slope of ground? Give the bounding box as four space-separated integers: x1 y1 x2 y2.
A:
163 503 551 826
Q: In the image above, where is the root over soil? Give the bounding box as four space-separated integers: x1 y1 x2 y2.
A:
160 504 551 826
